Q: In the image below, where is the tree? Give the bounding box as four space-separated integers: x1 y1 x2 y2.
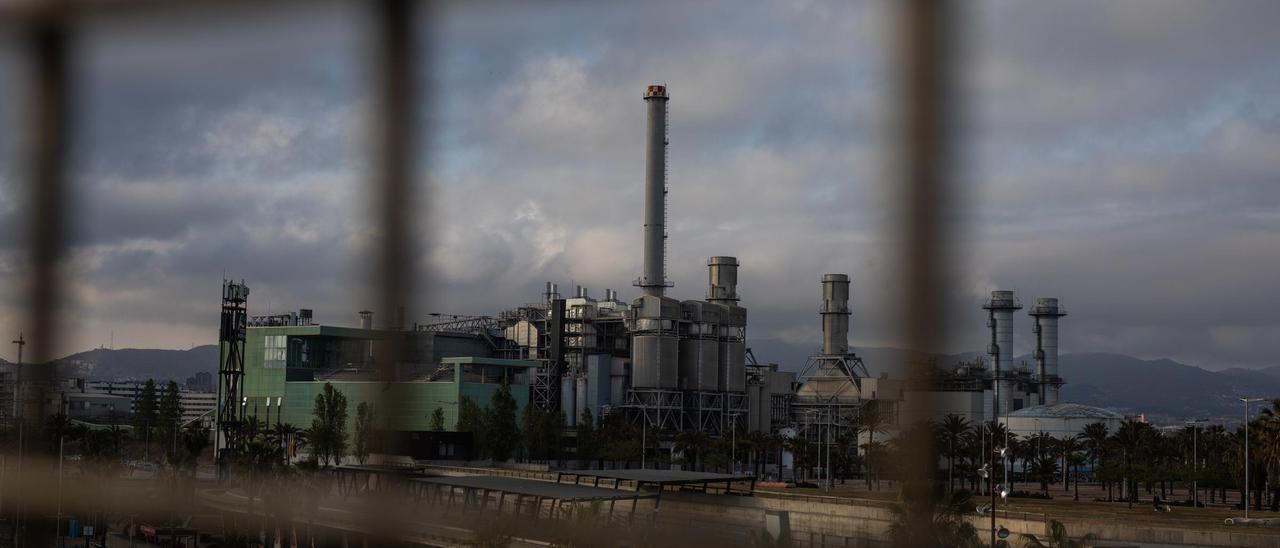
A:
488 379 520 462
44 412 74 452
135 379 159 459
939 414 970 493
858 401 889 490
430 407 446 432
353 402 376 465
521 405 561 461
575 409 597 465
675 430 711 471
457 395 488 459
887 484 980 547
267 423 306 465
309 383 348 466
159 380 185 460
1112 420 1152 507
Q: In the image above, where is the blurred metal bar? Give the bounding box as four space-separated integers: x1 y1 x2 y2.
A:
373 0 414 379
894 0 957 544
366 0 418 542
22 2 73 418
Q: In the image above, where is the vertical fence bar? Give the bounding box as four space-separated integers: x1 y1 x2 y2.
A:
894 0 959 544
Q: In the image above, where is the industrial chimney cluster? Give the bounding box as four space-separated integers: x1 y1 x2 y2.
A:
624 85 747 432
985 290 1067 412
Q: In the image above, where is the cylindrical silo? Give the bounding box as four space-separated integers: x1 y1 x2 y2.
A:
633 334 678 389
723 339 746 392
1030 297 1067 405
983 290 1022 415
720 304 747 393
821 274 851 356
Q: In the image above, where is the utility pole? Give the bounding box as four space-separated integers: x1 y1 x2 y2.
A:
12 333 25 547
10 333 23 419
1240 397 1262 518
1186 419 1206 508
55 434 63 547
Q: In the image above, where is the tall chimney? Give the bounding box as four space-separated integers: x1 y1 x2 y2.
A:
984 290 1022 414
637 84 670 297
1029 297 1067 405
820 274 851 356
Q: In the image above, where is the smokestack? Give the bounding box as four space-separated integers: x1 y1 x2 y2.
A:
820 274 851 356
637 84 670 297
359 310 373 330
1030 297 1067 405
707 256 740 304
984 290 1022 414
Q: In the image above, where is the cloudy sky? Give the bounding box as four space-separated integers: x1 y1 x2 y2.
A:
1 1 1278 371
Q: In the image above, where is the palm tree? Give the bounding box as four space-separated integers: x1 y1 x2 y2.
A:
887 485 981 547
1030 455 1060 493
858 402 889 490
1067 453 1086 501
939 414 970 493
1112 420 1151 508
267 423 306 465
237 436 283 542
1257 400 1280 510
1058 434 1082 492
1081 422 1109 473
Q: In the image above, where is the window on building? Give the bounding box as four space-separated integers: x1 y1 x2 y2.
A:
264 335 287 368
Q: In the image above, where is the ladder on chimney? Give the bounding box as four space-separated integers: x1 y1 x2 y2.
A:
663 104 670 283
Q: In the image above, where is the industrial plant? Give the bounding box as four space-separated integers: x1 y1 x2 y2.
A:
215 85 1083 465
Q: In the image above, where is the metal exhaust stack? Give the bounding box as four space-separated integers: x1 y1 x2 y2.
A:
638 84 670 297
1029 297 1067 405
820 274 851 356
983 290 1021 414
707 256 739 304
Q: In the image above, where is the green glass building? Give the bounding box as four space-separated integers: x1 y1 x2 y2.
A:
225 320 533 459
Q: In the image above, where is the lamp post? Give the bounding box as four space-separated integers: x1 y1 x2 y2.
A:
728 411 743 475
640 401 646 470
55 434 63 547
1185 419 1206 508
1240 398 1263 517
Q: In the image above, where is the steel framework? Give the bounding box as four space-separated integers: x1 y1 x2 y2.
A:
625 388 683 432
215 280 249 474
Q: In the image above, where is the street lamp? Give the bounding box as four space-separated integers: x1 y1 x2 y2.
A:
1185 419 1207 508
1240 397 1263 518
728 411 744 475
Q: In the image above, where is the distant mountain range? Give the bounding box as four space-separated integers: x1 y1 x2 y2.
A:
52 345 219 384
751 339 1280 424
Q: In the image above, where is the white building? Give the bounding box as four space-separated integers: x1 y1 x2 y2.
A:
1005 402 1126 438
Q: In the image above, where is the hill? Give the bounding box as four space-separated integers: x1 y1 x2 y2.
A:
54 345 219 384
1059 353 1280 421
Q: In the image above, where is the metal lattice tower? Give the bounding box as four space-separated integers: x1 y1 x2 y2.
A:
215 280 249 474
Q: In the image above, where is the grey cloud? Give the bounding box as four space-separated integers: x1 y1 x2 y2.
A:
1 1 1278 373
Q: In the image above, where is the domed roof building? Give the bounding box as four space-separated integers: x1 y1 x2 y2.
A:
1005 402 1127 438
